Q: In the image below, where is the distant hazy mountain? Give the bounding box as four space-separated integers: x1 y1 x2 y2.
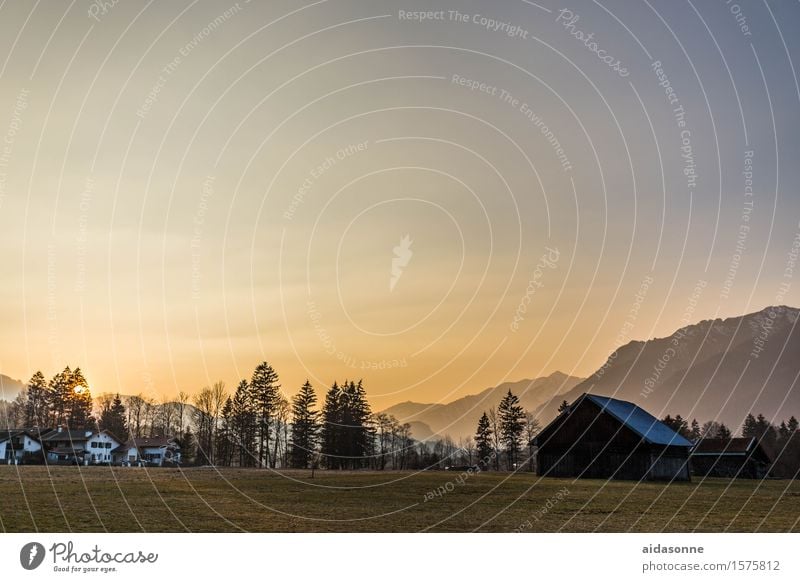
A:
383 371 584 441
0 374 26 400
534 305 800 432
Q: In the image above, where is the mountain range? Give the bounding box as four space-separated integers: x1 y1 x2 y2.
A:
383 371 583 441
534 305 800 433
384 305 800 441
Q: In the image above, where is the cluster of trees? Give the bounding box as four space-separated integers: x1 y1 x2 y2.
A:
190 367 544 471
0 366 193 440
204 366 434 470
1 367 94 429
661 414 734 441
661 412 799 446
474 390 541 471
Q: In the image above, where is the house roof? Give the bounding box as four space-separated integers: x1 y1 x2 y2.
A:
584 394 694 447
0 429 43 443
40 430 90 442
127 436 174 448
692 437 756 455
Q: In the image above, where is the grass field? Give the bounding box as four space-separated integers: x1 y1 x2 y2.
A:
1 466 799 532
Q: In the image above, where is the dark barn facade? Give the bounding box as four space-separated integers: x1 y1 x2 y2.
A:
534 394 692 481
690 437 771 479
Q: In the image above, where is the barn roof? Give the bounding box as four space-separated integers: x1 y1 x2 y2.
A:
692 437 756 455
585 394 693 447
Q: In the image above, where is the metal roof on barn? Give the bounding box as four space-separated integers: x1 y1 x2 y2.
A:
584 394 693 447
692 437 755 455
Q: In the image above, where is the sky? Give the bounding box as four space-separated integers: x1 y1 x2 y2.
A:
0 0 798 410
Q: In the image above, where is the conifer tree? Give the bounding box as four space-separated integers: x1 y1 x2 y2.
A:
321 382 342 469
68 367 93 429
742 413 758 438
689 418 701 441
340 380 371 469
498 390 525 470
49 366 73 425
99 393 129 442
24 371 48 427
290 380 320 469
231 380 256 466
250 362 280 467
475 412 494 468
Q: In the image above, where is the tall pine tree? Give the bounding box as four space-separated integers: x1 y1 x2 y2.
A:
231 380 256 467
321 382 342 469
290 380 320 469
742 413 758 438
24 371 48 427
49 366 73 425
250 362 280 467
340 380 371 469
475 412 494 468
99 393 129 442
498 390 525 470
68 368 93 429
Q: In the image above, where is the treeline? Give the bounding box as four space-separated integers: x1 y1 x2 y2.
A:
200 364 498 471
662 412 800 478
1 364 550 471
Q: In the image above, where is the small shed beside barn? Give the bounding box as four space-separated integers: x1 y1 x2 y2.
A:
534 393 693 481
690 437 771 479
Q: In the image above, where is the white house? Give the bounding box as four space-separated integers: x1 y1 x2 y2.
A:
122 436 181 466
0 430 43 464
84 430 124 465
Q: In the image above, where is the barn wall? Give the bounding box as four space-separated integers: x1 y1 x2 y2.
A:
691 455 768 479
649 451 691 481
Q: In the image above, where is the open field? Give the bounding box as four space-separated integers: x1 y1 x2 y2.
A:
1 466 799 532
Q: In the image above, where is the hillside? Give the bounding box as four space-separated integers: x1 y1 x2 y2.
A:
534 305 800 432
0 374 26 400
383 371 584 440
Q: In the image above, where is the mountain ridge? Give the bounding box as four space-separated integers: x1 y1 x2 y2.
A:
0 374 26 400
382 371 584 440
533 305 800 431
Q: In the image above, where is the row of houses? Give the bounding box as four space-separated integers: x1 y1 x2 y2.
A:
534 393 773 481
0 426 181 466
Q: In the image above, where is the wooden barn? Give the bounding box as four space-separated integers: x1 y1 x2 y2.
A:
690 437 772 479
534 394 693 481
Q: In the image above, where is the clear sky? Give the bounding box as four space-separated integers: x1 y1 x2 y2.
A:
0 0 798 409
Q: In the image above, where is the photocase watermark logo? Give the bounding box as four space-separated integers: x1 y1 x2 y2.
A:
20 542 45 570
390 235 413 291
